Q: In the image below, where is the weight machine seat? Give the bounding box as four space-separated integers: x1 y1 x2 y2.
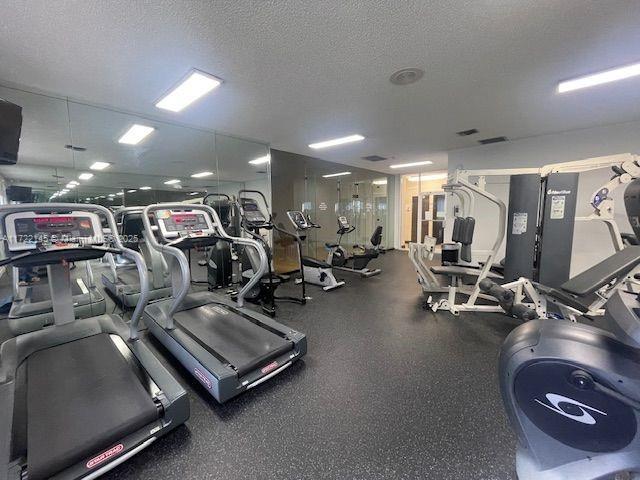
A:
26 333 159 480
560 246 640 296
173 305 293 378
324 242 339 249
302 256 332 269
430 265 503 280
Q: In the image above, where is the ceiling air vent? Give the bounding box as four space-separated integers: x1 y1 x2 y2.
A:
64 144 87 152
478 136 508 145
456 129 478 136
389 68 424 85
362 155 387 162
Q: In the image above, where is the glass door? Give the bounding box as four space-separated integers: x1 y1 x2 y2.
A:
417 191 446 244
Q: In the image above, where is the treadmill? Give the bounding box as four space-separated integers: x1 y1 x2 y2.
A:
141 203 307 403
0 203 189 480
8 259 106 335
101 207 172 307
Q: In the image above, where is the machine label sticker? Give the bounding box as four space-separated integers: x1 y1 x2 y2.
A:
86 444 124 469
512 212 528 235
550 195 566 219
157 210 171 219
535 393 607 425
261 361 279 374
194 367 213 389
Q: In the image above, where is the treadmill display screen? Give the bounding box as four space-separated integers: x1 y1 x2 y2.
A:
163 213 209 233
5 212 102 251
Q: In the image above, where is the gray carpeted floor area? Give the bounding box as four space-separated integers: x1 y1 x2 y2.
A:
100 249 520 480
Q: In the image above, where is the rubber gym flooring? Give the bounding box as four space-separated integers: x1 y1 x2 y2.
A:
98 250 520 480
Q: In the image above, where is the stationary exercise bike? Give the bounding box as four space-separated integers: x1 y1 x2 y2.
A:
500 182 640 480
326 216 382 278
287 210 345 291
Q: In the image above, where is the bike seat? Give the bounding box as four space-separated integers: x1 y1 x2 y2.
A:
325 242 339 249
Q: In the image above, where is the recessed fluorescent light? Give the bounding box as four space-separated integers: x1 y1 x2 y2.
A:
188 191 200 196
85 197 91 200
156 71 222 112
309 134 365 149
61 189 70 193
407 173 448 182
558 62 640 93
127 189 137 193
108 194 116 197
249 154 270 165
372 179 387 185
68 180 79 185
322 171 352 178
116 192 124 196
190 171 214 178
98 196 106 199
78 172 94 180
90 161 111 170
65 183 77 188
139 186 152 190
390 160 434 169
164 179 181 185
118 124 155 145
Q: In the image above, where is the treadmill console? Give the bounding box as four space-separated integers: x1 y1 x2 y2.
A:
4 211 103 252
155 209 216 240
240 198 267 226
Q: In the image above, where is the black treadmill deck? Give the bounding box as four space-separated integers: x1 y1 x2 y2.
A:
174 304 293 377
26 333 159 480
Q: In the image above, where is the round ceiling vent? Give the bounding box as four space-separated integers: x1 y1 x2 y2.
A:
389 68 424 85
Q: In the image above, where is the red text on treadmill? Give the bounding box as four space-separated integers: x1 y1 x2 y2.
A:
194 367 212 389
86 444 124 469
261 361 279 374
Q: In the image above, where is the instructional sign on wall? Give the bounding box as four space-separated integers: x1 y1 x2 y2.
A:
550 195 566 219
511 212 528 235
318 202 327 211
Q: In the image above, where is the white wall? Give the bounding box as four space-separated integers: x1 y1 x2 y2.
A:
448 119 640 276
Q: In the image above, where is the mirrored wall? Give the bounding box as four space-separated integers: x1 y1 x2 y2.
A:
0 84 271 212
270 149 393 265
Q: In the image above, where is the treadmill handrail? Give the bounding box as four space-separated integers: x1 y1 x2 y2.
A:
0 203 150 340
141 203 268 315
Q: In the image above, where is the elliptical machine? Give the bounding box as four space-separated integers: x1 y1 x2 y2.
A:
500 179 640 480
326 216 382 278
235 190 306 315
203 193 239 289
287 210 345 291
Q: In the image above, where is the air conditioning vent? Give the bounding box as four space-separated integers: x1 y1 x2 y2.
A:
362 155 387 162
478 136 508 145
456 129 478 136
64 144 87 152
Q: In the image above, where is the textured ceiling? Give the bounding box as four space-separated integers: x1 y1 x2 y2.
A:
1 0 640 174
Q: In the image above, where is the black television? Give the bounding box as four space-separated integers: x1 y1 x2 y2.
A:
0 98 22 165
6 185 32 203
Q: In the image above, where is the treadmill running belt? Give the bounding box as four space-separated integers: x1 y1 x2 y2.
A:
174 305 293 377
27 333 159 480
29 280 83 302
118 269 142 289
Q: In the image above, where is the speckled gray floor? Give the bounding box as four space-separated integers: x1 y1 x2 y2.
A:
102 250 520 480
